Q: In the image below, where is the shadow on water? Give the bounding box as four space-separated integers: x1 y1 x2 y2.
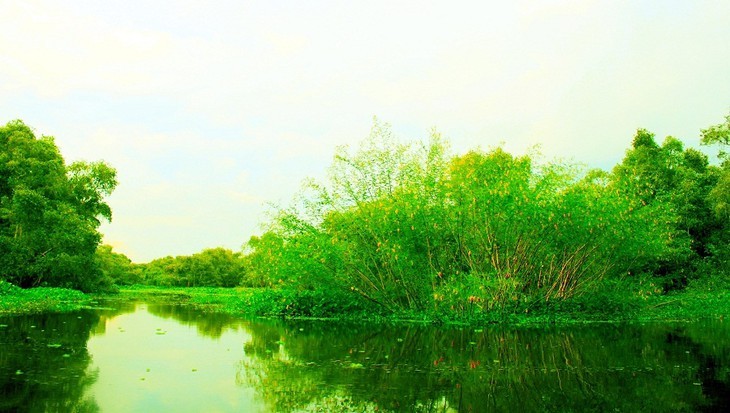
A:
1 300 729 412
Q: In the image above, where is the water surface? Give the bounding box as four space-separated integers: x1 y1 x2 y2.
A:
1 301 729 412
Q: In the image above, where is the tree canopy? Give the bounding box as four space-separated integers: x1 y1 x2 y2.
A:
0 120 118 291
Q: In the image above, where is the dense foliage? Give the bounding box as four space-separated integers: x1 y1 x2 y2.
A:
700 113 730 268
4 114 728 323
611 129 728 288
0 120 117 292
244 117 729 318
134 247 247 287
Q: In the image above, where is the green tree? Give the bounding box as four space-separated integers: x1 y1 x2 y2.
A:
701 112 730 219
701 112 730 147
245 120 729 317
136 248 245 287
243 232 288 288
244 122 450 310
0 120 117 291
610 133 691 276
699 112 730 271
138 256 178 286
184 248 245 287
95 244 141 285
611 127 729 289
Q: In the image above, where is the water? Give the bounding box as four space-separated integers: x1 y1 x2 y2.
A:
1 301 729 412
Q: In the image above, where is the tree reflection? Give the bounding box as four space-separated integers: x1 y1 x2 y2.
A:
6 301 724 412
0 312 100 412
145 303 246 338
0 302 135 413
237 319 730 412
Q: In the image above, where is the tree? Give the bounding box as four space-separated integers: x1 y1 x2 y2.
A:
184 248 245 287
611 128 726 288
0 120 117 291
701 112 730 220
699 112 730 271
95 244 141 285
136 247 245 287
701 112 730 147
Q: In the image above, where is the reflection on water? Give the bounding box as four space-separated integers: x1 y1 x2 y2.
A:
239 320 730 412
1 301 729 412
84 302 258 413
0 301 135 413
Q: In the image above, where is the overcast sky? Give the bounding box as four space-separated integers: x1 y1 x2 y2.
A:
1 0 728 262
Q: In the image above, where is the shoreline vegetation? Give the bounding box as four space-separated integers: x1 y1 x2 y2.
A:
1 115 729 326
2 282 728 326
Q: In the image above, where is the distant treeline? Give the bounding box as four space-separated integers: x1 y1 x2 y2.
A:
97 246 247 288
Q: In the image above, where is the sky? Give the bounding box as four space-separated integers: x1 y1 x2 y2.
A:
1 0 728 263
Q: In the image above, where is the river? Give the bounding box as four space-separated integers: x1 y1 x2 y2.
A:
1 300 728 412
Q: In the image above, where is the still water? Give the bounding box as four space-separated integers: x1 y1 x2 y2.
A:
1 300 729 412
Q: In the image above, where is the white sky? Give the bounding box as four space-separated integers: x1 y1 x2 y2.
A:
1 0 728 262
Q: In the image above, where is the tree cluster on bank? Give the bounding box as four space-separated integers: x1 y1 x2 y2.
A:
243 116 729 315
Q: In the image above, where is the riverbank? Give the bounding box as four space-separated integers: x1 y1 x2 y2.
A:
0 280 93 314
2 278 728 325
113 275 730 326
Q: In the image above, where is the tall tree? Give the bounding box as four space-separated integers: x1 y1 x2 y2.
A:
699 112 730 271
701 112 730 220
611 128 725 288
0 120 117 291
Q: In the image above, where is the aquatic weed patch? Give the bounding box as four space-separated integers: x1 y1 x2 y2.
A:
0 282 91 314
